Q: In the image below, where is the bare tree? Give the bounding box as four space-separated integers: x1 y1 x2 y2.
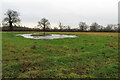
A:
54 27 59 31
37 18 50 35
67 25 71 30
104 24 114 32
59 22 63 30
112 24 118 32
99 25 104 31
3 9 20 31
90 22 100 31
79 22 88 31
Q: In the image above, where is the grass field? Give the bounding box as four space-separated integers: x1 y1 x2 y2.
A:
2 32 119 78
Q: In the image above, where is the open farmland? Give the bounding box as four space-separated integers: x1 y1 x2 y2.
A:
2 32 119 78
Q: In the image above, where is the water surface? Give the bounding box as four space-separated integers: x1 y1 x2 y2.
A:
16 34 77 39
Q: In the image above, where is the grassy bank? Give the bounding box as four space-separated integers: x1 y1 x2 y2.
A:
2 32 119 78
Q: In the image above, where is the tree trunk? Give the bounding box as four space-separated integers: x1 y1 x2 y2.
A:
43 25 45 36
9 22 13 31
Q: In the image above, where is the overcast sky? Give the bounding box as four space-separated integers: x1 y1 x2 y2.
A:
0 0 119 28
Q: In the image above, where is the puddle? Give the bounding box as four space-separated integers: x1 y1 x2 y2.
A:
16 33 77 39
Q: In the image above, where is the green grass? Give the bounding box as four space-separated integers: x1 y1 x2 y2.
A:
2 32 119 78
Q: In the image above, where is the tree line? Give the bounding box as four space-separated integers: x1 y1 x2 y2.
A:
1 9 120 32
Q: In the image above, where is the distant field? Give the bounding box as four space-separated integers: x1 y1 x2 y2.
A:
2 32 119 78
50 32 119 37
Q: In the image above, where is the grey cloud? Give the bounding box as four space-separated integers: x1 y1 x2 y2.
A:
1 0 118 28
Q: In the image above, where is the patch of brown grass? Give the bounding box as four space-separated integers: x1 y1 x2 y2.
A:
49 32 119 38
4 58 19 62
72 48 80 52
63 46 69 51
105 43 119 48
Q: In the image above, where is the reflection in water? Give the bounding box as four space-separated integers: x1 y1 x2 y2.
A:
16 34 77 39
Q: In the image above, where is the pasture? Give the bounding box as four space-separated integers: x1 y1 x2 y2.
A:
2 32 119 78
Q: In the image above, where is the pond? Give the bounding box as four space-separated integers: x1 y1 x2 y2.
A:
16 33 77 39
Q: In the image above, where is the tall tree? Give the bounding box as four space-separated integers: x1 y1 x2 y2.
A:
99 25 104 32
79 22 88 31
37 18 50 35
3 9 20 31
105 24 114 32
110 24 118 32
61 25 71 31
59 22 63 30
53 27 59 31
90 22 100 31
